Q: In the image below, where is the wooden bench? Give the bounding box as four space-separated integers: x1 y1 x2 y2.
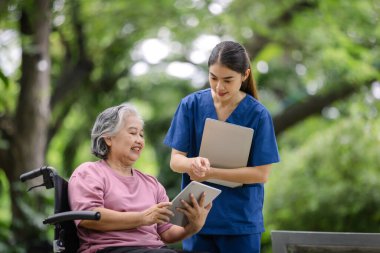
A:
271 230 380 253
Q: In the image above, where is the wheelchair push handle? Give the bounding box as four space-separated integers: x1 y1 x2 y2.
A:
20 167 44 182
20 166 56 190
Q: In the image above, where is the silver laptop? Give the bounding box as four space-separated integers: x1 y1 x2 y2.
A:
199 118 254 187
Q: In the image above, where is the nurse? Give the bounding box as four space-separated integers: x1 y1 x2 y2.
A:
164 41 280 253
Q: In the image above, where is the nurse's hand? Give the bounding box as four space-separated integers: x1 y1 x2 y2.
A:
188 167 212 182
190 157 210 177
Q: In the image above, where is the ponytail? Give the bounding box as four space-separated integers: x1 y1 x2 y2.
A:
241 66 259 100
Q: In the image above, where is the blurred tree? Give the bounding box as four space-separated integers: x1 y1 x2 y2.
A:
264 91 380 232
0 1 52 251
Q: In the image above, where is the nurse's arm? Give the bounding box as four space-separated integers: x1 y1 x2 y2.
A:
194 164 272 184
169 148 193 173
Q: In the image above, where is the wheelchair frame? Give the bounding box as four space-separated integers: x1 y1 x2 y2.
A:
20 166 101 253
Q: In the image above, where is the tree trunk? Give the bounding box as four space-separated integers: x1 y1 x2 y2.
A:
5 0 52 248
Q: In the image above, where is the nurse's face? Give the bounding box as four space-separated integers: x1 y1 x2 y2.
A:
209 63 248 102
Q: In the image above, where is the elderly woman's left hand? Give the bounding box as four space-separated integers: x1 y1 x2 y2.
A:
176 192 212 234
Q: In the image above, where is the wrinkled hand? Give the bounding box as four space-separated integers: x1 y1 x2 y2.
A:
142 202 173 225
190 157 210 178
177 192 212 234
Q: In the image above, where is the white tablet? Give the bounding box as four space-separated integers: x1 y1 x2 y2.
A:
169 181 221 227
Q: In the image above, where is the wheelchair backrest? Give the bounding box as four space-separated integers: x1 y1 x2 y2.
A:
52 174 81 253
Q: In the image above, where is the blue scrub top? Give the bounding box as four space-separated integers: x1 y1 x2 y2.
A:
164 88 280 235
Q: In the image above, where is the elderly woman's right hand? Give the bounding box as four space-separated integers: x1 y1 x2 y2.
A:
177 192 212 234
142 202 174 225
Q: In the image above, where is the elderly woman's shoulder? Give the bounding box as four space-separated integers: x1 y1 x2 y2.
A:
72 160 105 176
133 169 161 185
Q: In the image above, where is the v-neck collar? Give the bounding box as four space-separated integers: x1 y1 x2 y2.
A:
206 89 248 122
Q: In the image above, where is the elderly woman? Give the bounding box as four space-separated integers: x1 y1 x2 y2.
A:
68 103 212 253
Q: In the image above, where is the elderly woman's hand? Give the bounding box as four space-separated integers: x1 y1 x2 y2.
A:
142 202 174 226
177 192 212 234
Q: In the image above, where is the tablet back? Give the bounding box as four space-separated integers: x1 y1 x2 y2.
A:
199 118 254 187
169 181 221 227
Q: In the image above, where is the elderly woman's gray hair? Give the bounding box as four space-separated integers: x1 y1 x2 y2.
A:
91 103 143 159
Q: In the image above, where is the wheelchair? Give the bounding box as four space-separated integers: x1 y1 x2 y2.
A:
20 166 101 253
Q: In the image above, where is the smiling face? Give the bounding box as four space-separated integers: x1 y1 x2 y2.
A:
209 63 249 103
104 115 144 167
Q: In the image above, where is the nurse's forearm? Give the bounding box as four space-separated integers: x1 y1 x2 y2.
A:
210 164 272 184
170 153 194 173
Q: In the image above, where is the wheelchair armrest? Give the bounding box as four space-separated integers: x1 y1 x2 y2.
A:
43 211 101 225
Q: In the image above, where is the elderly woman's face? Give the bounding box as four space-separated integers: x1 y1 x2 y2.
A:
105 115 144 165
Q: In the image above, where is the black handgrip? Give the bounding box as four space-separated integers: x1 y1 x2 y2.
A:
43 211 101 225
20 167 44 182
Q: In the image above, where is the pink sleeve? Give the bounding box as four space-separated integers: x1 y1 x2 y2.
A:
68 165 104 225
156 182 173 234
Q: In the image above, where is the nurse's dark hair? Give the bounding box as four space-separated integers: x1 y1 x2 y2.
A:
91 103 143 159
208 41 259 99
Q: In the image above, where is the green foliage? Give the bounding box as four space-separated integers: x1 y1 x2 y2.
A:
0 68 19 113
0 169 11 249
0 180 53 252
264 93 380 235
